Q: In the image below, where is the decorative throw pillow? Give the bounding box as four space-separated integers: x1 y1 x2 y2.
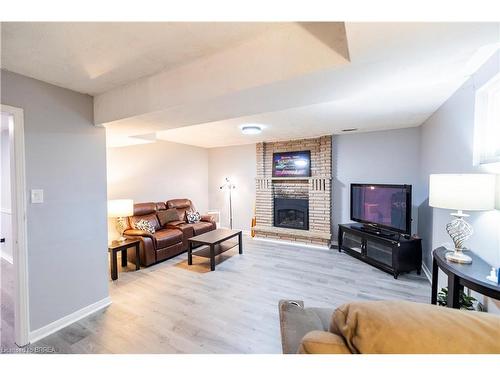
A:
186 211 201 224
157 208 179 226
134 219 155 234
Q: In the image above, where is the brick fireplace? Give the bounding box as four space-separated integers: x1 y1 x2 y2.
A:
254 136 332 246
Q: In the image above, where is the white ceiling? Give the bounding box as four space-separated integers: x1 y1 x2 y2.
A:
1 22 279 95
126 22 500 148
2 22 499 148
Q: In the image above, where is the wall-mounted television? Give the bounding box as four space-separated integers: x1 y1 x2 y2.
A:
350 183 412 234
272 151 311 178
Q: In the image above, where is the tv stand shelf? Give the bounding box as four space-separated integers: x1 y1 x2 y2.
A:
337 223 422 279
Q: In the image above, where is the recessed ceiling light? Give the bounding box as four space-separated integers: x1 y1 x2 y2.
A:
241 125 263 135
341 128 358 132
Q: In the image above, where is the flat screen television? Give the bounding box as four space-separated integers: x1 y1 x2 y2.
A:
350 183 412 234
272 151 311 178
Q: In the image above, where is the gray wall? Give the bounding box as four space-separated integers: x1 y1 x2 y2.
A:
418 51 500 275
1 70 109 331
208 144 256 231
332 127 421 237
106 140 209 239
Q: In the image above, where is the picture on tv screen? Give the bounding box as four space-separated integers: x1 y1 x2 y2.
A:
350 184 411 233
272 151 311 177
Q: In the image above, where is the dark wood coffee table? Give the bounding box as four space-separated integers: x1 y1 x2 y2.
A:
188 229 242 271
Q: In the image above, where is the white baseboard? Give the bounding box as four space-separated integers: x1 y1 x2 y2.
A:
1 250 13 264
29 296 112 344
251 236 329 250
421 263 432 283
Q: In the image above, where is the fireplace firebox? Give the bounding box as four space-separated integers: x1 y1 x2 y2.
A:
274 198 309 230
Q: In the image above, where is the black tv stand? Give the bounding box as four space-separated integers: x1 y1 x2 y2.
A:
337 223 422 279
358 224 397 238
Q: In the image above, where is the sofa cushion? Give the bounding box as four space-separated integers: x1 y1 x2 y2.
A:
188 221 214 235
167 199 193 222
167 222 195 238
133 219 155 234
129 213 160 232
158 208 180 226
168 220 187 227
298 331 351 354
155 202 167 211
167 199 192 209
153 229 183 249
133 202 157 216
186 211 201 224
332 300 500 354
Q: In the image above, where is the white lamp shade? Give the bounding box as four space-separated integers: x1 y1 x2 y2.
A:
429 174 495 211
107 199 134 217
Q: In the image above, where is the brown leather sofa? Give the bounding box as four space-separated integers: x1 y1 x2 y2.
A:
279 299 500 354
123 199 216 267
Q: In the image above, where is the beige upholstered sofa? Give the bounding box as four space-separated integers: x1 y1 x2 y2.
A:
279 300 500 354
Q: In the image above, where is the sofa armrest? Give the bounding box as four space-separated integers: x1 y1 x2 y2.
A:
298 331 351 354
123 229 155 240
278 299 335 354
201 214 215 223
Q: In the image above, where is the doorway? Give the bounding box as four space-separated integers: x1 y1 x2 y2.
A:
0 104 29 348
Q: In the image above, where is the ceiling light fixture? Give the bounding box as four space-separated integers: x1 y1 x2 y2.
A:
241 125 262 135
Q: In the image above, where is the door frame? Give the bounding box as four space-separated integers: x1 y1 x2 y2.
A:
1 104 30 346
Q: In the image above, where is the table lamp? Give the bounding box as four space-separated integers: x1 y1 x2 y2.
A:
429 174 495 264
108 199 134 242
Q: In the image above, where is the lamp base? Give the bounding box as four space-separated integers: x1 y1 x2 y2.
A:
445 250 472 264
445 210 473 264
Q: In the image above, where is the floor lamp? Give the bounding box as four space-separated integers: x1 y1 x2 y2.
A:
220 177 236 229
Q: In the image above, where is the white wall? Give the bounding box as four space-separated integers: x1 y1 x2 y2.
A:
332 127 422 237
106 140 209 239
1 118 13 262
1 70 109 331
208 144 256 231
418 51 500 313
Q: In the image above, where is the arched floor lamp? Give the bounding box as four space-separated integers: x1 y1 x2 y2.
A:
220 177 236 229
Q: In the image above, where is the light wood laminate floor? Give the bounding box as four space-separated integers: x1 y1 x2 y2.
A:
3 236 430 353
1 258 16 351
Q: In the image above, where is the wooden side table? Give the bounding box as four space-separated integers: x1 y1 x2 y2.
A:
108 239 141 280
431 247 500 308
